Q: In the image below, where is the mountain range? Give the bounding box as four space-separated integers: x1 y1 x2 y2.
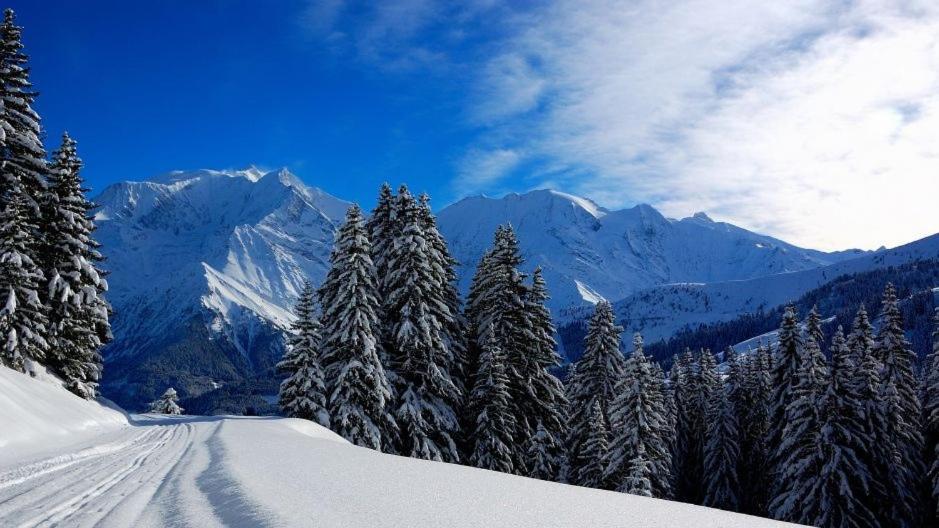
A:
93 167 933 412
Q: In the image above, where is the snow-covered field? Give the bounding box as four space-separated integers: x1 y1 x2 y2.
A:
0 367 797 527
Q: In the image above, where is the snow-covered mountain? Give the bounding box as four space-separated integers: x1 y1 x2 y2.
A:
437 189 864 315
93 170 864 410
94 167 348 410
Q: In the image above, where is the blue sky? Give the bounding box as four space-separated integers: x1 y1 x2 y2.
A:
10 0 939 251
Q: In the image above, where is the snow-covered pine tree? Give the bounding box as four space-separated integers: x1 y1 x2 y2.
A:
808 326 877 528
519 266 567 480
382 186 461 462
737 343 773 516
672 348 703 503
848 306 890 524
366 183 396 292
566 300 625 485
768 333 825 524
926 311 939 520
277 281 329 427
0 9 46 221
417 192 467 394
149 387 183 415
875 284 925 526
703 360 739 512
606 334 672 498
768 305 802 477
577 399 610 489
41 133 110 398
526 421 562 481
804 305 828 386
0 180 46 371
319 204 395 451
468 335 515 474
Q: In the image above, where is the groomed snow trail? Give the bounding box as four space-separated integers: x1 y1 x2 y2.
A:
1 412 800 528
0 416 278 528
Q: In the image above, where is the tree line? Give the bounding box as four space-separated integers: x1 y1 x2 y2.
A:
279 183 939 527
0 9 110 399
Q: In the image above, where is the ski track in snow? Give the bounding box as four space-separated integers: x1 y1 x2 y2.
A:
0 417 273 528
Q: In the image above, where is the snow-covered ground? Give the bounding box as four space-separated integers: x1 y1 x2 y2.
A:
0 366 799 527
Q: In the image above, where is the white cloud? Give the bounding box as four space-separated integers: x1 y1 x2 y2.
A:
460 0 939 250
455 148 522 193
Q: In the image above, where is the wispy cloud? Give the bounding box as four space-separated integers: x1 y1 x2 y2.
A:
458 0 939 250
455 148 522 194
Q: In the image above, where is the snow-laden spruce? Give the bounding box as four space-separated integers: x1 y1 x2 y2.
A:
735 344 773 516
875 284 924 527
605 333 672 498
926 311 939 519
0 9 48 372
277 281 329 427
41 133 110 399
468 335 515 474
149 387 183 415
565 300 625 486
768 305 802 483
318 205 395 451
577 399 610 489
464 224 566 475
703 349 739 512
382 187 462 462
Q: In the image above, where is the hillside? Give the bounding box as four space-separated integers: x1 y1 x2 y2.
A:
0 367 797 527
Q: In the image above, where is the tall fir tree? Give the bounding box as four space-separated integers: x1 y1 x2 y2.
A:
382 187 461 462
0 182 45 370
566 300 625 485
277 281 329 427
41 133 109 398
0 8 47 372
577 399 610 489
703 361 739 512
769 305 802 479
809 326 878 528
319 205 395 451
848 306 890 525
606 334 672 498
769 334 826 523
926 311 939 521
734 344 774 516
468 335 515 474
876 284 925 526
520 266 567 479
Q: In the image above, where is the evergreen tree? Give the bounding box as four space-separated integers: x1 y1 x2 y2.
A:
577 399 609 489
672 348 703 503
382 187 461 462
468 336 515 474
520 266 567 479
926 311 939 520
769 333 825 523
606 334 672 497
526 421 562 481
566 300 625 485
703 364 739 512
809 326 878 528
149 387 183 415
769 305 802 479
277 281 329 427
849 306 890 524
319 205 395 451
41 133 109 398
366 183 396 292
0 183 46 370
738 343 774 516
876 284 925 526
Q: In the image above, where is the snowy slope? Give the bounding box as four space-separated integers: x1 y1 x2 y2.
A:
596 233 939 345
0 365 128 461
93 167 348 410
438 190 863 315
0 370 798 528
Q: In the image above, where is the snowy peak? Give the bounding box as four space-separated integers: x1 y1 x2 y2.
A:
94 167 349 410
437 189 863 314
